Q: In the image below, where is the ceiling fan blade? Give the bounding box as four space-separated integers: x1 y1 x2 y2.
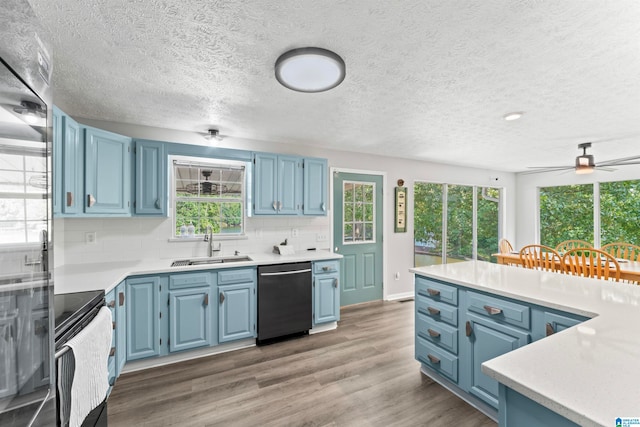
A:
526 166 574 169
520 166 575 175
596 166 617 172
597 155 640 166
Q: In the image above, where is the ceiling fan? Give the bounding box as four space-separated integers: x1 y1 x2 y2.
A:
524 142 640 175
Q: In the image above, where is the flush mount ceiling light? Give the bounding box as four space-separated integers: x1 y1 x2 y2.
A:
275 47 346 93
203 129 224 141
503 112 524 121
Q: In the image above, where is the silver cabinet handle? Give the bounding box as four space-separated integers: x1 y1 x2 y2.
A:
321 202 326 212
322 266 330 271
546 322 555 336
87 194 96 207
66 191 73 207
278 201 283 210
119 292 125 306
107 300 115 308
203 294 209 306
272 201 277 211
219 292 225 304
427 354 440 364
427 307 440 316
427 328 440 338
427 288 440 296
333 278 338 288
154 199 160 209
483 305 502 315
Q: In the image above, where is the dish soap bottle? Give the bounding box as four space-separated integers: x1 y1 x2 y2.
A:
187 222 195 237
179 223 187 237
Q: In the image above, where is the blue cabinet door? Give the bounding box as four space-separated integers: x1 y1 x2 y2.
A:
303 158 327 215
52 107 62 215
218 283 255 342
84 127 131 214
278 155 302 215
115 282 126 375
126 276 161 360
135 140 166 216
253 152 278 214
466 313 530 408
169 287 211 352
61 115 83 214
314 274 340 324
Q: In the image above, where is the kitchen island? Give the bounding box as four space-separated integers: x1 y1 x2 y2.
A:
410 261 640 427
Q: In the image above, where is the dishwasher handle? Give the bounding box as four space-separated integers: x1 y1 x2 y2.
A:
260 268 312 277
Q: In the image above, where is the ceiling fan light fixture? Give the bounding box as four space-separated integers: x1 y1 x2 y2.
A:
575 164 594 174
503 112 524 121
275 47 345 93
204 129 223 142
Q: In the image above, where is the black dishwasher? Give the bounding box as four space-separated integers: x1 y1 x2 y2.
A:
257 262 312 343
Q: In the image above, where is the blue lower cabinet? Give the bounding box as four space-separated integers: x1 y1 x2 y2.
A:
499 384 579 427
466 314 530 408
416 336 459 382
313 274 340 324
126 276 163 361
218 282 255 343
169 287 212 352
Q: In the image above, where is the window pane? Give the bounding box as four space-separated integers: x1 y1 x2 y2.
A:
344 223 353 242
0 221 26 244
344 183 354 202
220 202 242 234
414 183 443 266
354 202 364 222
447 185 473 263
600 180 640 246
0 199 25 221
539 184 593 248
344 203 354 222
477 187 500 263
364 204 373 222
0 170 24 192
354 184 363 202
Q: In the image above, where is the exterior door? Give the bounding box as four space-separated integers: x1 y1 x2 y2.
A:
333 172 383 306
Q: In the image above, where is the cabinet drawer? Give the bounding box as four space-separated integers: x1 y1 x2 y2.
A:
416 312 458 354
415 276 458 306
416 336 458 382
416 296 457 327
313 260 339 274
467 291 530 330
169 272 212 289
218 268 255 285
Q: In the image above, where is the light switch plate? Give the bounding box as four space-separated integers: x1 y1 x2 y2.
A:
85 231 97 244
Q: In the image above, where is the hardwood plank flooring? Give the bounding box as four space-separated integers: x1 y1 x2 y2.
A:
108 300 496 427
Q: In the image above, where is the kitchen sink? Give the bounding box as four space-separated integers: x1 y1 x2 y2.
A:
171 256 252 267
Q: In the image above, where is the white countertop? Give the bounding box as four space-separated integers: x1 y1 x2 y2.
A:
55 250 342 294
410 261 640 427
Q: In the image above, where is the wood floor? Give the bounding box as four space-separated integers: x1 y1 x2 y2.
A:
108 300 496 427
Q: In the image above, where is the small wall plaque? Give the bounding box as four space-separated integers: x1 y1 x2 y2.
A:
395 182 407 233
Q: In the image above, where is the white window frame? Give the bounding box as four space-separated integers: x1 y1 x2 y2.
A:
170 156 247 240
342 180 376 245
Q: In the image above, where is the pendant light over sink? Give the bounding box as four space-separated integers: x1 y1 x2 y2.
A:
275 47 346 93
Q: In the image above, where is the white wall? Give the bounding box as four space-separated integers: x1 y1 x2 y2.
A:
59 118 517 299
515 165 640 249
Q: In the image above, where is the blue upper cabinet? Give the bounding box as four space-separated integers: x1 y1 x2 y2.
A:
61 114 83 214
84 127 132 215
303 158 328 215
52 107 62 215
134 140 166 216
253 152 327 216
253 152 302 215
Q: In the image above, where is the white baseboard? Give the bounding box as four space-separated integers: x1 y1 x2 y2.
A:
385 291 415 301
121 338 255 374
309 321 337 334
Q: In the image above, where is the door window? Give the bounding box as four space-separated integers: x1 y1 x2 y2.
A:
343 181 375 244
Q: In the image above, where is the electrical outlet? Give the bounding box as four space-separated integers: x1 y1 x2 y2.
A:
85 231 97 244
316 233 328 242
291 228 299 238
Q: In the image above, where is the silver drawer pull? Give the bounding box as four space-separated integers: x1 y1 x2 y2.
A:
427 307 440 316
427 354 440 364
483 305 502 315
427 328 440 338
426 288 440 296
322 266 330 271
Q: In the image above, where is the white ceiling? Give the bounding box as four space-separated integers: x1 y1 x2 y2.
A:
28 0 640 172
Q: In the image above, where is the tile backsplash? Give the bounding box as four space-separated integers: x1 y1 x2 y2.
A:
55 216 331 266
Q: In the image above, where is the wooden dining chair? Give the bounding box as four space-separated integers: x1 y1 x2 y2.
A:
499 238 514 254
600 242 640 262
562 248 620 282
519 244 561 272
555 239 592 254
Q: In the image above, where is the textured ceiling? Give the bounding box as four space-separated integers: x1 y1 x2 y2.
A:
27 0 640 172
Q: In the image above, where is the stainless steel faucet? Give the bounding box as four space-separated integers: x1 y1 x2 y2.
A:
204 226 221 257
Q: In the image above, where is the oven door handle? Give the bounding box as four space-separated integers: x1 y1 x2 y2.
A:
260 269 312 277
